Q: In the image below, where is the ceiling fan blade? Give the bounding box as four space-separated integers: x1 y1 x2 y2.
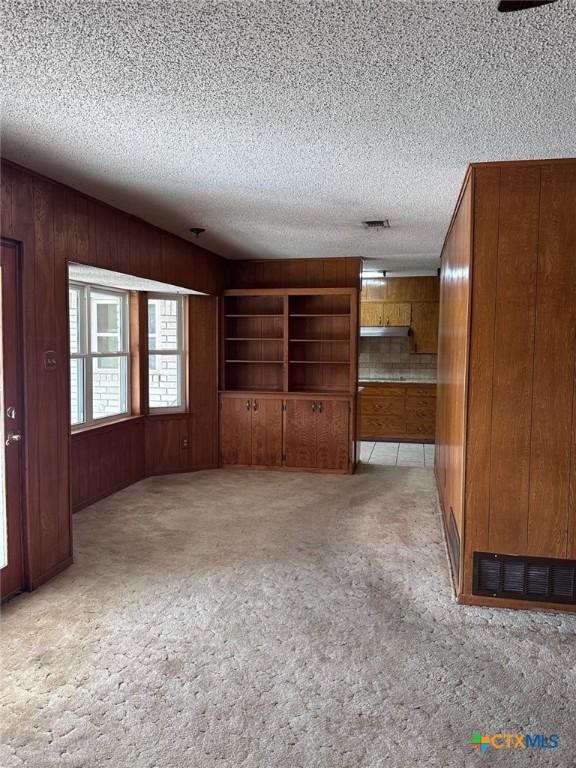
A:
497 1 559 11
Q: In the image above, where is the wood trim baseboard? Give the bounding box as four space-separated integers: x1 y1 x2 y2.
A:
27 556 74 591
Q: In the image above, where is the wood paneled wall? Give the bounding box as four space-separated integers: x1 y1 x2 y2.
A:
361 276 439 302
228 257 361 289
71 418 145 512
436 159 576 609
435 173 473 559
1 159 225 589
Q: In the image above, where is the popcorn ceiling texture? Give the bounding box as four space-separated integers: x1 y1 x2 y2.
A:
2 468 575 767
2 1 576 267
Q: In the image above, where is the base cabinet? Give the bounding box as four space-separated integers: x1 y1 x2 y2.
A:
220 394 354 473
284 398 350 471
358 383 436 441
220 396 283 467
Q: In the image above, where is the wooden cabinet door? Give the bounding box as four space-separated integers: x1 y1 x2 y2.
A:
382 302 411 326
316 399 350 470
252 398 283 467
360 301 384 326
284 399 317 468
220 396 252 465
410 302 439 353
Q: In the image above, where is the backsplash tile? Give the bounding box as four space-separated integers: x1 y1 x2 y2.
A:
359 338 437 382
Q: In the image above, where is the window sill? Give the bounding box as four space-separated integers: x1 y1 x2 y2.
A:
71 414 145 436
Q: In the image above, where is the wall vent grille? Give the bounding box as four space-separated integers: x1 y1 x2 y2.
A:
447 507 460 580
473 552 576 604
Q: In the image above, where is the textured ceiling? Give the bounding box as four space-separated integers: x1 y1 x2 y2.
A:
2 1 576 269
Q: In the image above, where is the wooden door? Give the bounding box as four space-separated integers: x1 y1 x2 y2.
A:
410 302 439 353
220 396 252 465
0 241 24 600
316 399 350 470
252 398 283 467
284 398 316 468
360 301 383 326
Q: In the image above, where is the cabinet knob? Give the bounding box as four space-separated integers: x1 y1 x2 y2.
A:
312 402 316 412
317 401 323 413
245 400 251 411
253 400 258 411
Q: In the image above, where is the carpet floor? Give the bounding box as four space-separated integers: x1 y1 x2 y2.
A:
1 466 575 767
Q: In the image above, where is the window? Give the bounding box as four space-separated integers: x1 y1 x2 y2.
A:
147 294 186 412
69 283 130 427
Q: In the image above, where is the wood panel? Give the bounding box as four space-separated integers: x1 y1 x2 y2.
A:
145 416 192 475
252 397 283 466
316 399 350 470
440 159 576 611
527 164 576 557
463 166 501 587
410 302 439 354
361 276 439 303
435 173 472 550
228 257 361 290
488 166 541 554
284 398 317 468
71 418 145 511
0 158 226 590
220 397 252 466
189 295 219 469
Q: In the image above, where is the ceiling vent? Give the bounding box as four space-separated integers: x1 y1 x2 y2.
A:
363 220 390 231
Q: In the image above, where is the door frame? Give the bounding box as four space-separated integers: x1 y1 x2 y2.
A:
0 237 27 600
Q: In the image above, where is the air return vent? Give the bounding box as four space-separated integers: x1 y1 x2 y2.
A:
473 552 576 604
447 507 460 579
362 219 390 230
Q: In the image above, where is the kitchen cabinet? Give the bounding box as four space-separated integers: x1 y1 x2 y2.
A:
220 394 354 472
360 301 411 327
284 397 350 471
252 397 284 466
410 302 439 354
220 395 283 467
220 396 253 465
358 383 436 441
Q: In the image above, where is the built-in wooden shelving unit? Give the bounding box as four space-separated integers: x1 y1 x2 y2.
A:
220 289 358 394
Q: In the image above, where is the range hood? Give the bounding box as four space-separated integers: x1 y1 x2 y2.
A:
360 326 411 338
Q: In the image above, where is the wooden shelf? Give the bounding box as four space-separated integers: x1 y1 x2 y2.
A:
289 385 350 393
289 360 349 365
226 360 283 364
289 339 350 344
226 337 282 341
222 288 357 395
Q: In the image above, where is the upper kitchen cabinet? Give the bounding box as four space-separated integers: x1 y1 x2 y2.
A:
360 301 411 328
410 302 439 354
360 277 440 354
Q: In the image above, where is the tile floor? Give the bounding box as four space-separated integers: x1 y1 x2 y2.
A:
360 441 435 467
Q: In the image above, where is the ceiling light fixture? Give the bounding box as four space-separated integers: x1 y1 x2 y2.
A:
189 227 206 237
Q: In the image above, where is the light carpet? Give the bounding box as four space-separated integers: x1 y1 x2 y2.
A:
1 466 575 767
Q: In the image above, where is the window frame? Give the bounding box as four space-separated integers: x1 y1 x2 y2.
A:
147 293 187 415
69 282 131 430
